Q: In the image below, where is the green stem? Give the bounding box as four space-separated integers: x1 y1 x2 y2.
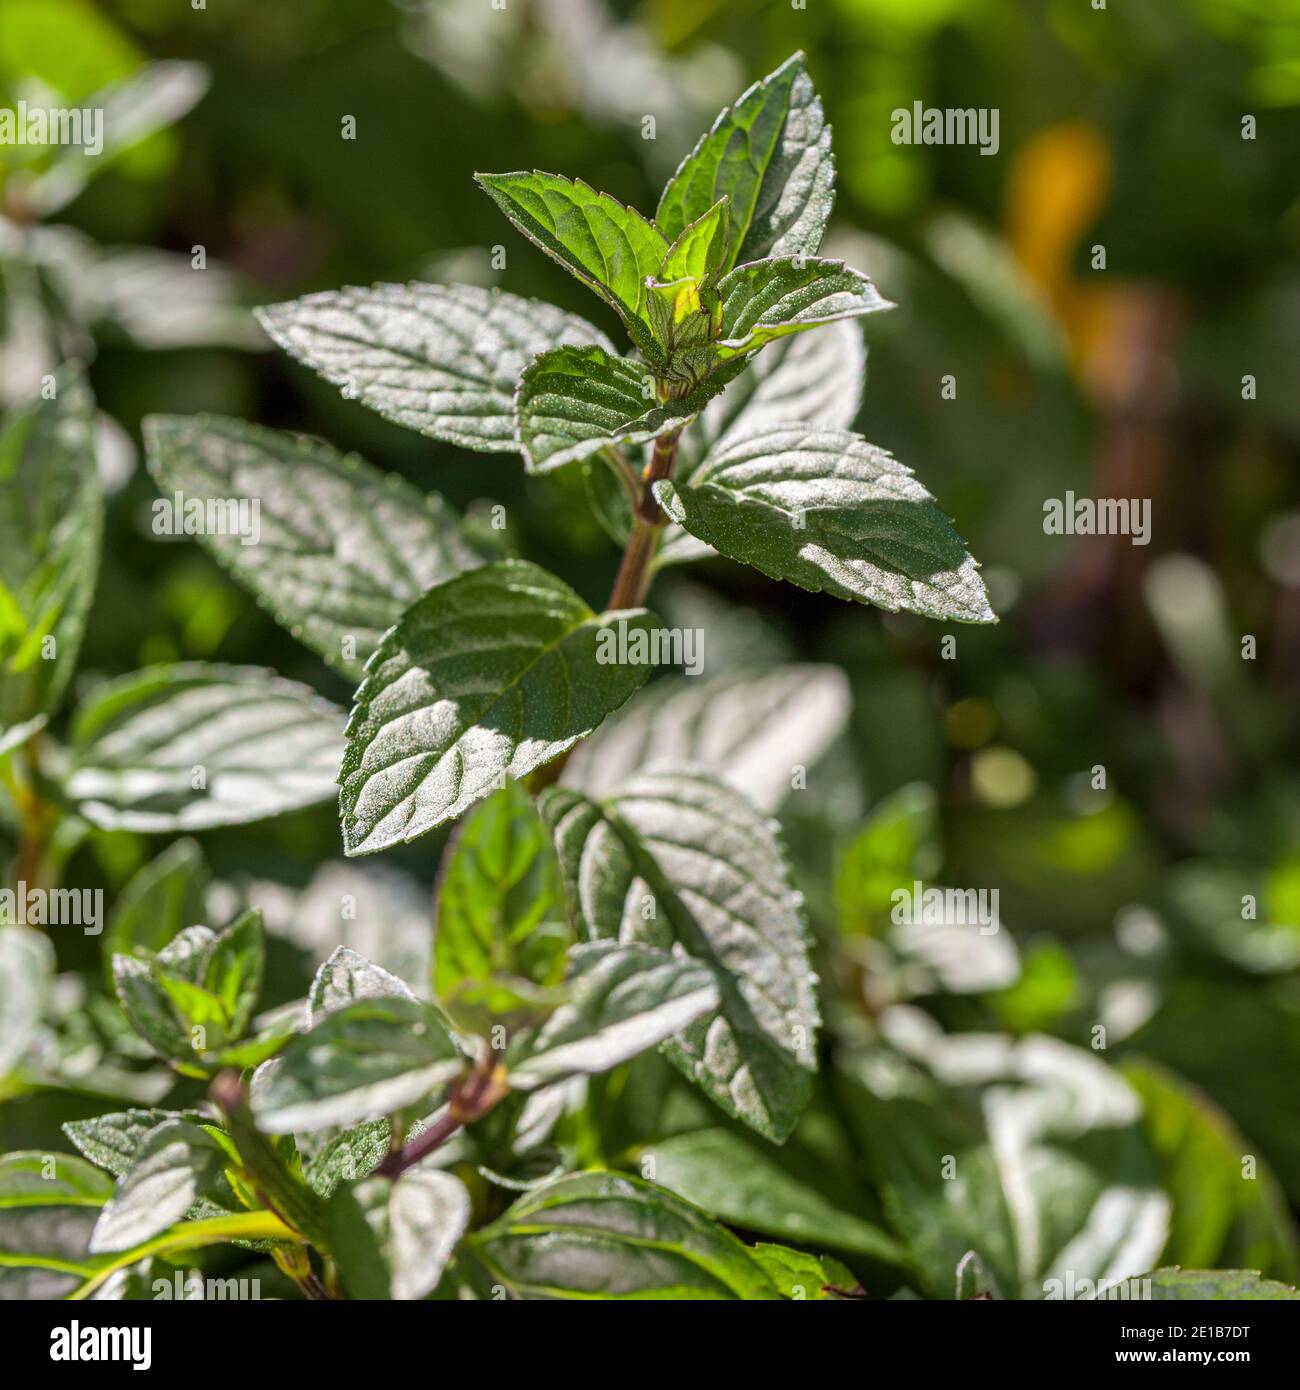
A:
70 1210 298 1300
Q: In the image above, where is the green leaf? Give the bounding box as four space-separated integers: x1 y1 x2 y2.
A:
659 197 732 287
65 662 346 832
328 1164 471 1300
0 926 53 1077
0 370 102 741
1140 1268 1300 1301
307 946 416 1028
641 1127 903 1263
303 1120 393 1198
255 282 616 452
654 425 996 624
339 560 657 856
710 257 890 363
507 942 719 1091
89 1119 228 1254
467 1170 780 1300
251 997 464 1134
750 1243 859 1300
64 1108 203 1179
112 954 194 1066
102 838 209 983
433 780 569 1022
0 1151 113 1299
514 344 736 474
657 52 834 271
198 909 264 1040
835 1023 1170 1300
565 664 851 813
834 783 940 934
1124 1058 1299 1281
144 415 486 680
540 766 819 1142
474 172 668 355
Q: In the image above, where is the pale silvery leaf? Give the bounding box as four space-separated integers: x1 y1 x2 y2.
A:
507 942 720 1090
386 1165 472 1300
251 998 463 1134
64 1108 202 1179
540 766 819 1142
655 425 996 624
339 560 657 855
467 1170 780 1299
307 946 416 1028
144 415 486 679
256 282 615 452
65 663 345 832
563 664 850 813
89 1120 226 1254
0 927 53 1077
657 51 835 270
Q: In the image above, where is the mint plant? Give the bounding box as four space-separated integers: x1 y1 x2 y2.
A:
3 52 1289 1304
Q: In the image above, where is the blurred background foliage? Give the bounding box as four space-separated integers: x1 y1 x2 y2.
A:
1 0 1298 1295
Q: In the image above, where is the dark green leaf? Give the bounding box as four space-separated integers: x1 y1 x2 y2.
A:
433 780 569 1022
655 425 996 623
340 560 657 855
467 1170 780 1299
475 172 668 355
64 1108 203 1179
657 52 835 270
0 370 102 742
144 415 486 679
713 256 891 360
514 344 738 474
256 282 615 452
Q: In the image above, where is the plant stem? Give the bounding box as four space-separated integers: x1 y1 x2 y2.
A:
374 1054 508 1180
530 426 682 797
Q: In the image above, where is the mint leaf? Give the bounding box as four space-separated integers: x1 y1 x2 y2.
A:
466 1170 780 1299
540 766 819 1142
475 172 668 356
514 344 737 474
103 838 209 981
565 664 851 813
0 370 102 744
198 909 264 1041
328 1164 471 1300
713 256 891 360
66 662 346 832
0 927 53 1078
112 954 195 1066
0 1152 113 1299
433 780 569 1025
654 425 996 624
642 1127 903 1263
659 197 732 286
308 946 416 1028
339 560 657 855
89 1119 228 1254
304 1120 393 1198
751 1243 859 1300
1141 1269 1300 1301
657 52 834 271
256 282 615 452
64 1108 203 1179
251 997 464 1134
144 415 486 680
507 942 720 1091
